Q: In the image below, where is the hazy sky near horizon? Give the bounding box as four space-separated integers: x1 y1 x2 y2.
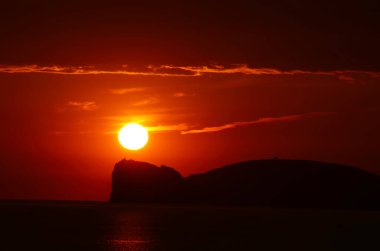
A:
0 1 379 200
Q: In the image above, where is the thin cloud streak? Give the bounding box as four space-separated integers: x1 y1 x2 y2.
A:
109 88 146 95
0 64 379 80
105 124 189 135
173 92 187 97
131 97 160 106
147 124 189 132
173 92 196 97
159 65 380 80
67 101 98 111
0 65 191 76
181 112 334 135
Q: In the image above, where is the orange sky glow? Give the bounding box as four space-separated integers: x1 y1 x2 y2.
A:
1 67 379 200
1 2 379 201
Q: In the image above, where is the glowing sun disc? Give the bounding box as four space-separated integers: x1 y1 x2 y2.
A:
118 123 149 150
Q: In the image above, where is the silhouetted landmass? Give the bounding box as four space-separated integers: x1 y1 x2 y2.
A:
110 159 183 203
110 159 380 209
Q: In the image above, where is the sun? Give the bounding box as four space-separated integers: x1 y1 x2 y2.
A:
118 123 149 150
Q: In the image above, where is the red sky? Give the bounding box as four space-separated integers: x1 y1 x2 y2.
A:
0 1 379 201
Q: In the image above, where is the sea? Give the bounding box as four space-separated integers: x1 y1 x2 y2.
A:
0 201 379 251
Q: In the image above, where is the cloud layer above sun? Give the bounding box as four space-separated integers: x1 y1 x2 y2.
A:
1 65 379 85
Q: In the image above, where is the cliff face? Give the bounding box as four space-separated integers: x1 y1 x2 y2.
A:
110 159 380 209
110 159 184 203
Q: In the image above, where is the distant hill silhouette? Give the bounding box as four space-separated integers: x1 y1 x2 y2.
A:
110 159 380 209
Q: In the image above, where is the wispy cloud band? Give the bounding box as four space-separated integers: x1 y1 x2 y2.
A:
180 112 334 134
67 101 98 111
0 64 379 80
109 88 146 95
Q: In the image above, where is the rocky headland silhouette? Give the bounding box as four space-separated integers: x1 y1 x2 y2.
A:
111 159 183 203
110 159 380 209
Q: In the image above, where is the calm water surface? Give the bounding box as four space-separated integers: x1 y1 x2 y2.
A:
0 201 379 251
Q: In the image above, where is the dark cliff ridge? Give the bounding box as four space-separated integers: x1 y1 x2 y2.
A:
110 159 380 209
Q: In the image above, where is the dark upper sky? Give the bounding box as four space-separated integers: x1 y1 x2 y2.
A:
1 1 380 70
